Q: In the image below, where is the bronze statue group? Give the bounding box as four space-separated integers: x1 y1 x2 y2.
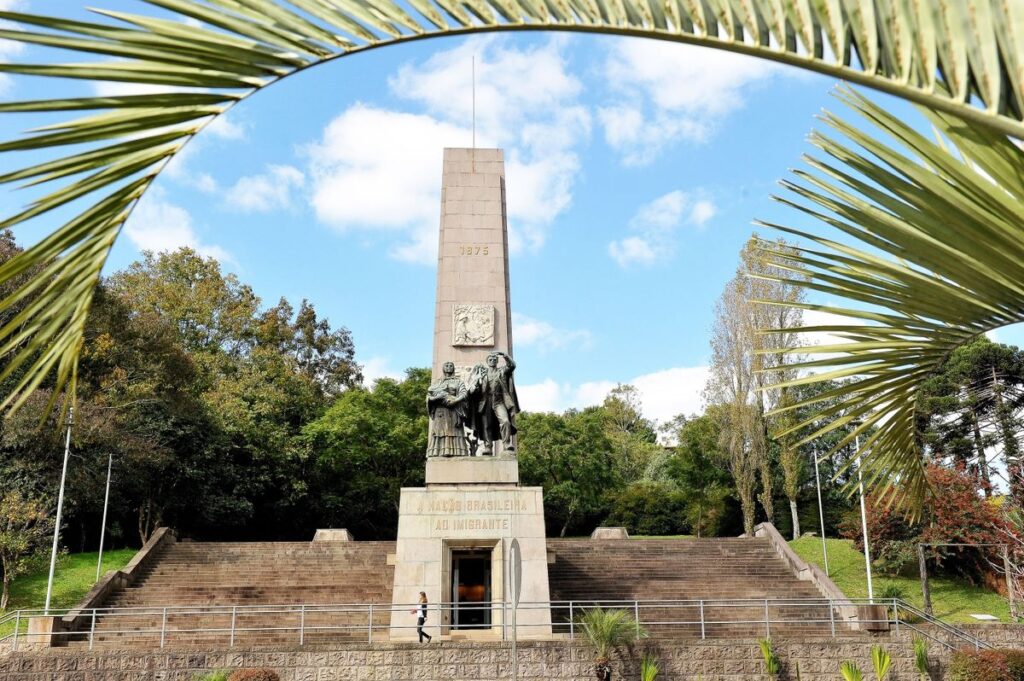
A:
426 352 519 457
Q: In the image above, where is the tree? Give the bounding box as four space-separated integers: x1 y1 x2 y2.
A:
0 490 52 609
706 237 806 535
518 408 617 537
303 369 429 539
706 273 761 535
658 413 732 537
602 384 661 485
918 337 1024 501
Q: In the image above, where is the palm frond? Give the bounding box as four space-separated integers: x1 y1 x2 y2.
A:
757 86 1024 512
0 0 1019 433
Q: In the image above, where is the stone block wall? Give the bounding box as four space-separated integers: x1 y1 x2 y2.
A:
0 636 960 681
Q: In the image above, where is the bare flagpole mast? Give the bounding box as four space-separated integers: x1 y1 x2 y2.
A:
472 54 476 172
45 407 73 614
96 449 114 581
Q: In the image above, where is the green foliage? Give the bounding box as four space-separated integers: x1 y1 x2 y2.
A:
790 536 1010 623
0 491 53 610
760 88 1024 512
839 661 862 681
577 607 645 662
878 584 907 601
192 672 229 681
917 337 1024 500
606 481 688 536
758 638 780 676
639 653 659 681
303 369 429 539
912 638 929 677
658 414 734 538
871 646 891 681
0 244 362 544
518 408 617 537
947 649 1015 681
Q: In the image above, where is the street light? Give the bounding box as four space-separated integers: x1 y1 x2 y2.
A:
44 407 73 614
853 422 874 601
96 450 114 582
812 452 830 576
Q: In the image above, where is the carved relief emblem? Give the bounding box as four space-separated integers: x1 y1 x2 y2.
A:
452 304 495 347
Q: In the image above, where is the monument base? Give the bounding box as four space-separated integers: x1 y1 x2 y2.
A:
389 485 551 640
425 456 518 486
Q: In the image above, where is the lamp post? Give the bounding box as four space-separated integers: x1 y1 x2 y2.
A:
96 450 113 582
853 425 874 601
44 407 73 614
813 452 830 576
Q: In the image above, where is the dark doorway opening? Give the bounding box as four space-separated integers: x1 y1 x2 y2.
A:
451 549 492 630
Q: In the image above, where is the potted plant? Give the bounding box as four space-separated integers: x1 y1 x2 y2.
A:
578 607 646 681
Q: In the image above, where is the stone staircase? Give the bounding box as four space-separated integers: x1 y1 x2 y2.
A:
60 535 851 649
547 537 843 639
70 540 396 649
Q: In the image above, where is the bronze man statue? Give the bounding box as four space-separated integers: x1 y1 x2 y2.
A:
467 351 519 455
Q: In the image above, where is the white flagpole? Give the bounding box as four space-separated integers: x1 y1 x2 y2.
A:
96 450 113 582
45 407 73 614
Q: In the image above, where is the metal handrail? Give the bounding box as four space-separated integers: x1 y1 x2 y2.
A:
0 597 991 653
891 599 990 651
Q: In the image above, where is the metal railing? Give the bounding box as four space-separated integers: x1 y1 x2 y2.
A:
0 598 989 653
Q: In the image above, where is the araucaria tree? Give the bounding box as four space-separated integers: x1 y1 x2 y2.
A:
706 237 805 535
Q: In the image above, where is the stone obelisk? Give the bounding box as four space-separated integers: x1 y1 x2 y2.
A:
431 147 513 378
388 148 551 640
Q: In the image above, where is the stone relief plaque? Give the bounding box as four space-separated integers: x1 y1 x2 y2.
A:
452 304 495 347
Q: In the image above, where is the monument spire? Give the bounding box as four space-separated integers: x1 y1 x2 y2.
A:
431 148 513 379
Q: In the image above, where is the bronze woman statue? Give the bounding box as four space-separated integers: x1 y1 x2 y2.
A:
426 361 471 457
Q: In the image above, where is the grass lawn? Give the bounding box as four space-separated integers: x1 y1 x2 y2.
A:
791 536 1011 625
0 548 137 638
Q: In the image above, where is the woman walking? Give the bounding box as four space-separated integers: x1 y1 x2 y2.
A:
414 592 432 643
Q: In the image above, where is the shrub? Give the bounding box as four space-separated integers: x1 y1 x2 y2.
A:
227 670 280 681
1005 650 1024 680
639 653 659 681
192 673 228 681
839 661 862 681
840 464 1007 580
948 649 1012 681
758 638 779 677
878 583 907 601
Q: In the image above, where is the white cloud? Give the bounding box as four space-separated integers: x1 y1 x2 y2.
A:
125 187 232 262
518 365 708 425
224 164 304 213
307 105 469 263
609 190 717 267
307 37 589 263
0 1 27 93
512 312 592 353
600 39 788 164
205 114 247 141
362 356 403 385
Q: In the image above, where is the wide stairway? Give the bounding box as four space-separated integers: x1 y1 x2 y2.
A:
73 540 396 649
547 537 843 639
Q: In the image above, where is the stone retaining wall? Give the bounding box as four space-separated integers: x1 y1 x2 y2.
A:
0 636 957 681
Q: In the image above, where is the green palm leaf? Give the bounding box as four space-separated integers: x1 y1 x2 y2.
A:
0 0 1018 487
757 86 1024 511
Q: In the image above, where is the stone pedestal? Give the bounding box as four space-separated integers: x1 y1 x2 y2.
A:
389 485 552 640
426 457 518 486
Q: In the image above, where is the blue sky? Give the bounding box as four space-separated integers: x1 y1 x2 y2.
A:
2 1 1022 426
